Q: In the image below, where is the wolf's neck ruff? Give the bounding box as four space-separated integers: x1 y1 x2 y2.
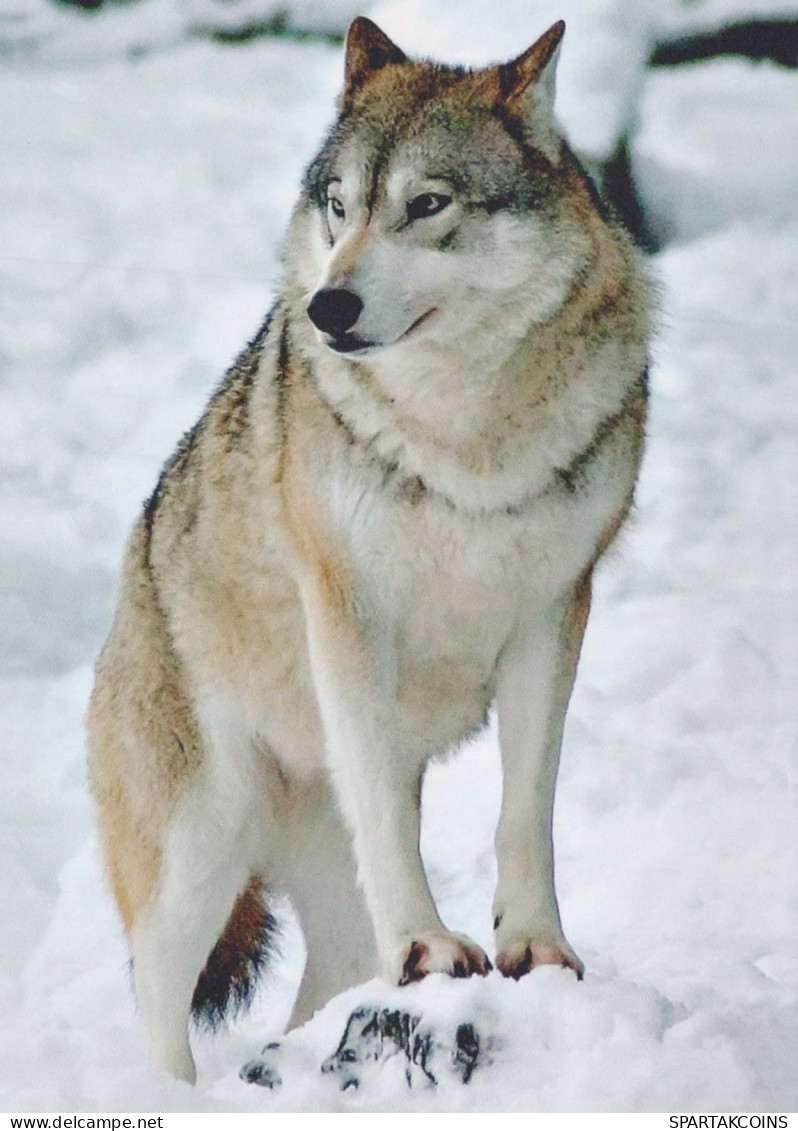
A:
294 330 647 519
287 204 648 517
351 376 644 519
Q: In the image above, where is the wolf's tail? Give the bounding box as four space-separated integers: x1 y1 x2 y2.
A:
190 875 277 1031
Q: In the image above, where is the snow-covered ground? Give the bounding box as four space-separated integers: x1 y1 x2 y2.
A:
632 58 798 244
1 0 796 1113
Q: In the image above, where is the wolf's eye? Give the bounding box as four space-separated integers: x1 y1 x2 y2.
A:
327 196 345 221
406 193 452 222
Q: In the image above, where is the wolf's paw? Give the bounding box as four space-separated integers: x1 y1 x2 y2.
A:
387 932 492 985
495 931 584 982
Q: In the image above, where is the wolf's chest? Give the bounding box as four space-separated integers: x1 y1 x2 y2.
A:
331 464 600 668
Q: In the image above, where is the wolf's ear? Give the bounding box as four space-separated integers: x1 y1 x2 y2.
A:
497 20 565 120
344 17 407 95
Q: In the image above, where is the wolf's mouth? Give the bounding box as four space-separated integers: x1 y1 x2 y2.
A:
326 332 376 355
325 308 437 356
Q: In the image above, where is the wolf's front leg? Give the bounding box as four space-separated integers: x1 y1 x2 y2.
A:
493 574 592 981
299 566 491 986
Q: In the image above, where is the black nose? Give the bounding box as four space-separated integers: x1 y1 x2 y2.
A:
307 288 364 337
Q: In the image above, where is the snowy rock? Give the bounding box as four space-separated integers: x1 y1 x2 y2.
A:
241 1007 480 1094
240 1041 283 1089
318 1007 483 1090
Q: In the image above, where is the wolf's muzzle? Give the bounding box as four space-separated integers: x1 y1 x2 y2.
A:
307 288 364 338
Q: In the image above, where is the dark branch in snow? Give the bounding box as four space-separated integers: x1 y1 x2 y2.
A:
651 20 798 70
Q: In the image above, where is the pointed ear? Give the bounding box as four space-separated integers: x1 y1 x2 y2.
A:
344 17 407 95
497 20 565 118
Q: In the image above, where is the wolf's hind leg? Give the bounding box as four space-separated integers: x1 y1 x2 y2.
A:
131 770 255 1082
280 783 376 1029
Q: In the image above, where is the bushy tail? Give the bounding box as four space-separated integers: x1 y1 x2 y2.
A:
191 875 277 1031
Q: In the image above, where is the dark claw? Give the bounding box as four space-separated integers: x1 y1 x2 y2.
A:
497 945 533 980
399 940 428 985
514 946 534 980
452 959 467 977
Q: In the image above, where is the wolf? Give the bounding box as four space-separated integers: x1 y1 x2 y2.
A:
87 16 650 1083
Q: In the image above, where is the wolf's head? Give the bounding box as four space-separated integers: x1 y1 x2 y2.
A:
288 17 601 365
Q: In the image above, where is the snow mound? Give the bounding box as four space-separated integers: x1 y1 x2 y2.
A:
209 965 790 1111
657 0 798 37
632 58 798 244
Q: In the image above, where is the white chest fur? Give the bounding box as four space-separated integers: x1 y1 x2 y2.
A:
322 432 634 757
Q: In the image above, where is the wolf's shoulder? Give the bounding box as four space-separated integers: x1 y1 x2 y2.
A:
141 304 283 541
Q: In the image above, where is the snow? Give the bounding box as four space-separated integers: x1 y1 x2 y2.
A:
657 0 798 37
1 0 796 1115
632 59 798 245
0 0 363 66
370 0 660 161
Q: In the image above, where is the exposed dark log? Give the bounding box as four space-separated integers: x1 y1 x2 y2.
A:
651 20 798 69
